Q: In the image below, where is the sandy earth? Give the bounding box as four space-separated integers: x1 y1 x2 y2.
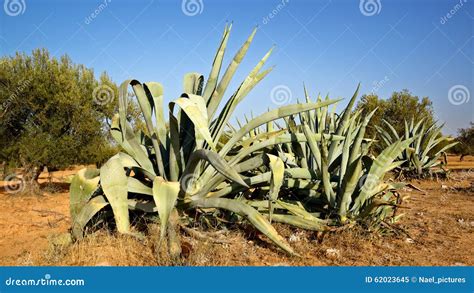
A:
0 157 472 266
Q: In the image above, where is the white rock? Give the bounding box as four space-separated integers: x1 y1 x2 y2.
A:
325 248 340 259
289 234 300 243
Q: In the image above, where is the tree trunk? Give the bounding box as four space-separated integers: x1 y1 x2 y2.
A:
1 161 7 180
22 164 44 195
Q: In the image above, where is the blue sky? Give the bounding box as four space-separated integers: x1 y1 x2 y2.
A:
0 0 472 134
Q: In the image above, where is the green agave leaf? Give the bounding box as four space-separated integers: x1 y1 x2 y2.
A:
207 26 258 118
352 138 415 212
152 94 167 148
302 123 322 173
183 149 248 196
183 72 204 95
71 195 109 240
70 167 100 221
338 154 364 218
110 114 155 175
382 119 399 141
200 132 344 196
152 177 180 240
168 107 182 181
170 94 216 151
277 200 322 222
328 83 360 160
190 197 296 255
127 199 156 213
266 154 284 222
100 156 130 234
202 24 231 102
220 99 343 157
270 214 328 231
210 47 274 143
339 117 356 188
423 141 458 168
118 79 132 139
128 177 153 195
142 81 167 178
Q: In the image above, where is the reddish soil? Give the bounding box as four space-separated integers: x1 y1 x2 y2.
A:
0 158 472 266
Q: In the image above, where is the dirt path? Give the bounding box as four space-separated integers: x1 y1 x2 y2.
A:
0 159 472 266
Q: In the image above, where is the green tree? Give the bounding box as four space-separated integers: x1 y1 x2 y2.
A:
355 89 435 139
0 49 116 192
452 122 474 160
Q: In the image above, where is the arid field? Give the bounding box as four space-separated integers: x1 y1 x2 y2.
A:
0 155 472 266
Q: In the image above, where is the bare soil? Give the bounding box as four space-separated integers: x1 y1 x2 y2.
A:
0 157 472 266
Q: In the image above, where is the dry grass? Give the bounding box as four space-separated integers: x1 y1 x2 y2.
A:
1 161 473 267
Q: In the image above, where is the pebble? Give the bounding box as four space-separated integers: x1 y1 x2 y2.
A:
289 234 300 243
325 248 340 259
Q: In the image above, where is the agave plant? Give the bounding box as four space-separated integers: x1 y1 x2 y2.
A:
70 26 341 255
236 85 415 229
376 118 457 177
